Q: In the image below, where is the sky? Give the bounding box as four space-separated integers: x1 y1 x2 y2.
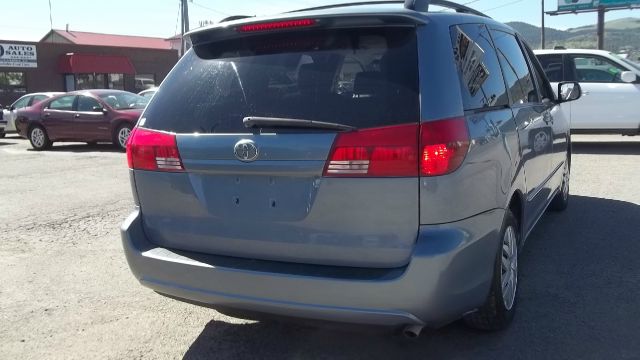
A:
1 0 639 41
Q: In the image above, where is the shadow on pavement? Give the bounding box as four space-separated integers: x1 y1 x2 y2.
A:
28 143 122 153
572 141 640 155
183 195 640 359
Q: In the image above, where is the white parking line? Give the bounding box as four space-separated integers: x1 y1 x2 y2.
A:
2 147 124 158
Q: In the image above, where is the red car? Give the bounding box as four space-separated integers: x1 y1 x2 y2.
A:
16 90 147 150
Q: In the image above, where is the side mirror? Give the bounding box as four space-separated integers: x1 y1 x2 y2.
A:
620 71 637 83
9 105 15 111
558 81 582 103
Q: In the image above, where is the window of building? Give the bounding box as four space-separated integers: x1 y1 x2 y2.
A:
76 73 106 90
108 74 124 90
450 24 509 110
491 30 537 105
0 72 27 94
135 74 156 90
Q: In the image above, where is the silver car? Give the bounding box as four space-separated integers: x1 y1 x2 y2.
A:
121 1 581 336
1 92 63 136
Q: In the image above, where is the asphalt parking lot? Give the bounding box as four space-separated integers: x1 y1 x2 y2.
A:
1 134 639 360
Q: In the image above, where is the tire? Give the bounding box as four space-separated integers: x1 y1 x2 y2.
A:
28 126 52 151
113 123 133 151
464 210 519 331
550 151 570 212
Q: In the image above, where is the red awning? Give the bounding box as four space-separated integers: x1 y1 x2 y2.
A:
57 53 136 74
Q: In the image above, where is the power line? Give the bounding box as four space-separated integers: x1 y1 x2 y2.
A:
462 0 482 5
190 1 231 16
481 0 525 12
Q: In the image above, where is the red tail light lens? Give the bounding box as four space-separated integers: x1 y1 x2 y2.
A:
126 128 184 172
323 123 419 177
237 19 316 32
420 118 470 176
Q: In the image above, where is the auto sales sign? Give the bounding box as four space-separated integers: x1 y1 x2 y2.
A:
0 43 37 68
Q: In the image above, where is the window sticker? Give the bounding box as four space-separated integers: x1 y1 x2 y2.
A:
453 26 490 97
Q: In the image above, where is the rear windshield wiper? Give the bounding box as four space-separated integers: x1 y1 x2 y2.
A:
243 116 356 131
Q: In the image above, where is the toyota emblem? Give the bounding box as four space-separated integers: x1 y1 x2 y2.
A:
233 139 259 162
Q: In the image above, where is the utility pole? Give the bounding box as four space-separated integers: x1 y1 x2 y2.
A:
181 0 190 56
597 6 605 50
541 0 546 49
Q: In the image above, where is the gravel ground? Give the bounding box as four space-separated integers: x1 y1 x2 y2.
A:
1 134 639 360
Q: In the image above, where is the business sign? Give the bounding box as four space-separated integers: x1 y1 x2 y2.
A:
558 0 640 12
0 43 37 68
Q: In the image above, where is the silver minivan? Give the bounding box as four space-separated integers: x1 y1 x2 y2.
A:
121 1 581 336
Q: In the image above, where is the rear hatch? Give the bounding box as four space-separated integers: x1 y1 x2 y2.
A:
131 24 421 268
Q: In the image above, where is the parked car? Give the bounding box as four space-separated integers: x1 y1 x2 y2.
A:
16 90 147 150
138 87 157 99
535 48 640 135
2 92 64 136
121 1 581 335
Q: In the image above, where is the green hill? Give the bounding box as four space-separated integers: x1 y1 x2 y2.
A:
506 17 640 52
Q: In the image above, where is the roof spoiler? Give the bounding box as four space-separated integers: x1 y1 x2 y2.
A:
288 0 489 18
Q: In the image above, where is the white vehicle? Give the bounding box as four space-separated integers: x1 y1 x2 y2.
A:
138 87 157 99
534 49 640 135
2 92 63 135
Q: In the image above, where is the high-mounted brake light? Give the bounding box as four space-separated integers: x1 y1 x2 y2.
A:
127 128 184 172
323 124 419 177
237 19 316 32
420 118 470 176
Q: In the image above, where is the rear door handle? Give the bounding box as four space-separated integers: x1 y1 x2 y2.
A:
43 113 50 117
74 114 80 118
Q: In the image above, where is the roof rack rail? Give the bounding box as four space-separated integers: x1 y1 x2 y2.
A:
286 0 489 18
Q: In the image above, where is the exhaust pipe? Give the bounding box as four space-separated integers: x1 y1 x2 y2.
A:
402 324 424 339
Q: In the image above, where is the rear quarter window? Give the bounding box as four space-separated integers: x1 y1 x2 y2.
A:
450 24 509 111
142 28 419 133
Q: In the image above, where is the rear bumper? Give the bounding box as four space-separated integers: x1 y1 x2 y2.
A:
121 208 503 327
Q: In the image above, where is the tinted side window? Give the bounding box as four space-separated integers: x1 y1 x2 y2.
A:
30 95 48 105
12 96 30 109
569 55 629 83
49 95 76 111
492 30 537 105
536 54 564 82
450 24 509 110
77 96 101 112
522 43 555 101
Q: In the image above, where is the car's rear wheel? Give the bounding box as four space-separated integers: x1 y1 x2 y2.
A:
114 123 133 150
28 126 52 151
550 151 570 211
464 210 519 331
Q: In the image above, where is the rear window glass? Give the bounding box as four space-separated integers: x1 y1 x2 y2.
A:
142 28 419 133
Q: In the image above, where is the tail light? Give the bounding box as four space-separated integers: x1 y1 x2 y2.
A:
126 128 184 172
322 118 469 178
324 123 419 177
420 118 470 176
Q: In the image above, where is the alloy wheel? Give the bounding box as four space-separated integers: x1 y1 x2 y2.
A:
31 128 45 148
501 225 518 310
118 127 131 148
